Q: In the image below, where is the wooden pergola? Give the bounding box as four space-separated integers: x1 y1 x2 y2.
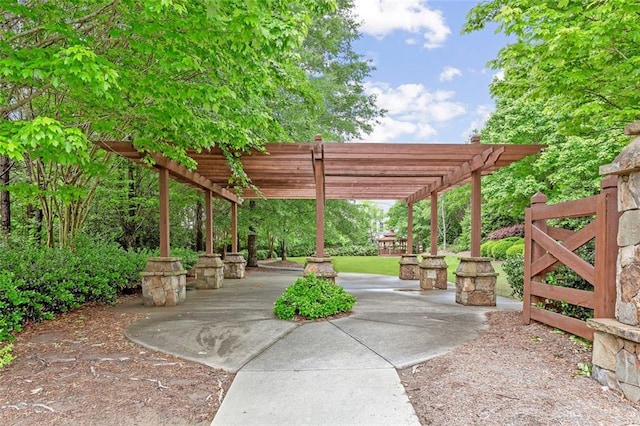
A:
100 136 544 259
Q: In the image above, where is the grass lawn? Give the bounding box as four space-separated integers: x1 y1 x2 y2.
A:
289 255 515 299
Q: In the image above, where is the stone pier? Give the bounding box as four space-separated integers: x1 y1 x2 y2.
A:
140 257 186 307
193 253 224 289
419 255 448 290
224 252 246 279
399 254 419 280
454 257 497 306
589 121 640 402
303 257 337 283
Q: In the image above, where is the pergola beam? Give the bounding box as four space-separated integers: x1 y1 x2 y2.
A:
150 154 242 205
405 146 505 204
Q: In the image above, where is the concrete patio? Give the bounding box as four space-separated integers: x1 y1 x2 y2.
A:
119 268 520 425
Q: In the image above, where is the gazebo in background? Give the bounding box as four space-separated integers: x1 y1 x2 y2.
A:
377 230 407 256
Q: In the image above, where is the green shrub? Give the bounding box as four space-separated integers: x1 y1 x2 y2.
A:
503 255 525 299
0 237 148 340
273 274 356 320
490 240 513 260
484 237 524 260
506 243 525 257
325 245 378 257
171 247 199 271
0 343 14 369
481 240 497 257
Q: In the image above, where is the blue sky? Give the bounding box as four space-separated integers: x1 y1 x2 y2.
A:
351 0 508 143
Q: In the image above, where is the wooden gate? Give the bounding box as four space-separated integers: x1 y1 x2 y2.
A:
523 176 619 340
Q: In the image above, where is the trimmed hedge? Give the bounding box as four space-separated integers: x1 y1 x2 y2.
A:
325 244 378 257
506 243 525 257
480 237 524 260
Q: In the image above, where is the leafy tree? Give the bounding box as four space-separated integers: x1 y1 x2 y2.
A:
464 0 640 135
275 0 382 141
1 0 336 246
465 1 634 239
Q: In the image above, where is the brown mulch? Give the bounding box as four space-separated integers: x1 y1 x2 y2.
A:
0 296 233 426
400 311 640 425
1 300 639 425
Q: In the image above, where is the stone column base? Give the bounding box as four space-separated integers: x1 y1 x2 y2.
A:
140 257 186 307
193 253 224 289
399 254 419 280
455 257 497 306
588 318 640 402
419 255 448 290
303 257 337 283
224 253 246 279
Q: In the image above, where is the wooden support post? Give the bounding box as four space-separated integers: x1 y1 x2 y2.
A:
430 191 438 255
205 190 213 254
407 203 414 255
470 135 482 258
159 167 170 257
594 176 619 319
314 135 325 258
471 170 481 257
230 201 238 253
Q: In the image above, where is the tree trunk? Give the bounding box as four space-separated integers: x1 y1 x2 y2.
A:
195 198 204 252
281 238 287 261
439 194 447 251
247 200 258 267
0 156 10 235
267 233 276 259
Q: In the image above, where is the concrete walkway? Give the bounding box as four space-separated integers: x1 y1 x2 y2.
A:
121 269 520 425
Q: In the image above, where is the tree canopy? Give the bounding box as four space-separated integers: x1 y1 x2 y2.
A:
464 0 640 135
1 0 336 177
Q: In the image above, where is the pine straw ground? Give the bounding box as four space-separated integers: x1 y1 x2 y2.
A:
0 297 639 425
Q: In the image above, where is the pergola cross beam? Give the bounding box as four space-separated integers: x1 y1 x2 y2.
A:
405 146 505 204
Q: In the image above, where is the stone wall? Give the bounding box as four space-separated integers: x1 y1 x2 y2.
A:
590 121 640 402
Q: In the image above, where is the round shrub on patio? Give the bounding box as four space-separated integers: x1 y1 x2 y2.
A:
273 273 356 320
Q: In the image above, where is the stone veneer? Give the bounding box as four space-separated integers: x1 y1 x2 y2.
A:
303 257 337 283
399 254 419 280
588 319 640 402
419 255 448 290
140 257 186 306
590 120 640 402
454 257 497 306
193 253 224 289
224 252 246 279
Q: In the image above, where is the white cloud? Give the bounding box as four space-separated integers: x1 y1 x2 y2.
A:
360 82 466 142
353 0 451 48
439 66 462 82
460 104 493 141
493 70 505 81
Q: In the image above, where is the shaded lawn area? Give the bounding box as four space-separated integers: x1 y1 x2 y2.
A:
288 255 514 299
